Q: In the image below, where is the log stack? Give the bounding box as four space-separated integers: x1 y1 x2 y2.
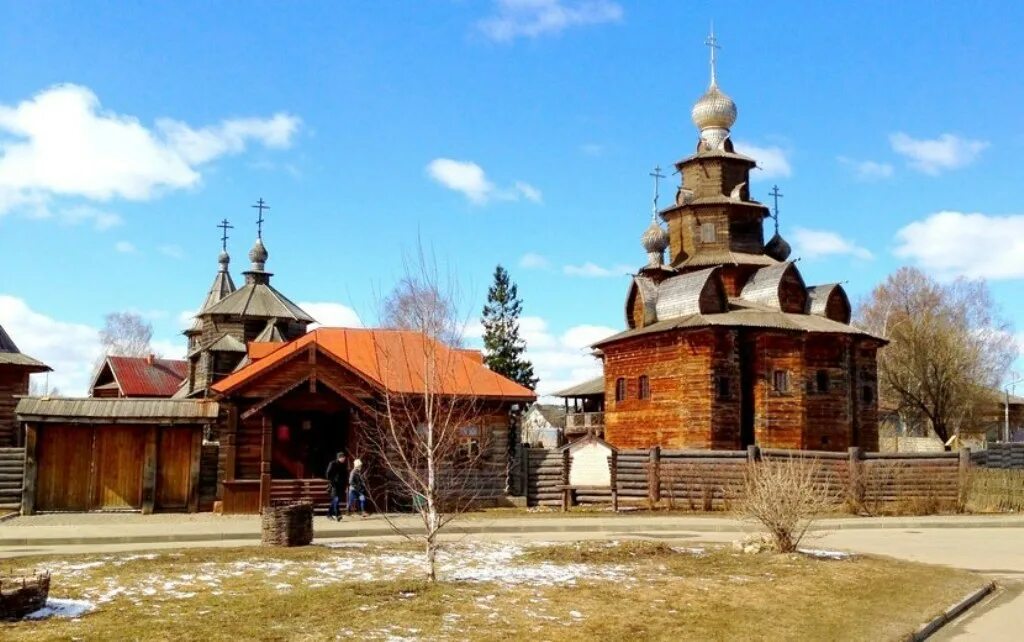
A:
261 502 313 547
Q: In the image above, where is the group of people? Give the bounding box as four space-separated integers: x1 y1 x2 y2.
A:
325 452 368 521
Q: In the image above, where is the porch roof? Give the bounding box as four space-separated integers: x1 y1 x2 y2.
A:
212 327 537 401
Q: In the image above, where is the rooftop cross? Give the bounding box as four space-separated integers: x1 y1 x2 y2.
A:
649 165 665 220
217 218 233 253
768 184 783 233
252 198 270 239
705 23 721 86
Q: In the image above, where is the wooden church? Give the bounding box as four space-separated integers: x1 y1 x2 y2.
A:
593 34 885 453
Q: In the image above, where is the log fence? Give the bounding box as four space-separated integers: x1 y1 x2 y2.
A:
517 444 970 511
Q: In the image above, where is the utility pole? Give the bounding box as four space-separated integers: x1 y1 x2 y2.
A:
1005 378 1024 442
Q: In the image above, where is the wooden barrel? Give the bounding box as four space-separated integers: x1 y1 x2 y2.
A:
261 502 314 547
0 572 51 620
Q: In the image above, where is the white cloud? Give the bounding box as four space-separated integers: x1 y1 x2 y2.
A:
733 141 792 179
57 204 123 229
562 261 633 277
580 143 605 156
0 295 102 395
115 241 137 253
519 252 550 269
177 309 197 329
0 84 300 216
477 0 623 43
837 156 894 181
299 302 363 330
158 244 185 259
426 157 541 205
894 211 1024 280
792 227 873 260
889 133 988 175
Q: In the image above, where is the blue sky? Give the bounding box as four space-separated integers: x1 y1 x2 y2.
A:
1 1 1022 395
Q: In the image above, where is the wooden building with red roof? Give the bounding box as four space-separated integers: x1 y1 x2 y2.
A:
90 355 189 398
211 328 535 513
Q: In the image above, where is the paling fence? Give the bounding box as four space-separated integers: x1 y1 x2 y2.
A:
971 444 1024 469
515 444 969 510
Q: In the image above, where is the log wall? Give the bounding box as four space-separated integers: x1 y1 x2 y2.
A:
0 447 24 509
972 444 1024 469
0 370 30 447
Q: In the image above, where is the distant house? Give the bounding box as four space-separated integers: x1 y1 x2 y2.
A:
878 392 1024 452
521 404 565 448
90 355 189 398
554 376 605 441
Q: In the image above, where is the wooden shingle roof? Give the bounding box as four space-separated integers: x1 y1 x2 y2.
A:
202 281 314 322
0 324 50 372
16 397 218 423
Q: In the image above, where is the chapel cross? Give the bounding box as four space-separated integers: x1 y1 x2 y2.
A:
649 165 665 217
705 24 721 85
252 198 270 239
217 218 233 253
768 184 783 232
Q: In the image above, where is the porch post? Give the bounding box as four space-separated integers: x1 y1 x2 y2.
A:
141 426 158 515
187 428 202 513
259 414 272 511
21 423 38 516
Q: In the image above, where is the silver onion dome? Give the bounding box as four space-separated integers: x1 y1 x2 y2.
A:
218 250 230 267
641 219 669 267
764 232 792 262
248 238 269 270
691 84 737 131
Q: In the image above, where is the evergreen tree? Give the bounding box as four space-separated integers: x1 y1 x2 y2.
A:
481 265 538 390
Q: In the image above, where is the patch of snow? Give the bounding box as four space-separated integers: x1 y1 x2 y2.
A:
25 598 95 620
798 548 852 560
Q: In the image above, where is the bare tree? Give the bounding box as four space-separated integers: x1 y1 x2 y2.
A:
857 267 1017 443
99 312 154 357
362 249 496 582
741 457 832 553
381 275 464 348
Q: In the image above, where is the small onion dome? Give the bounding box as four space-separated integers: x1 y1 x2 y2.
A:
764 231 792 262
218 250 230 267
249 238 269 268
641 219 669 254
691 83 737 132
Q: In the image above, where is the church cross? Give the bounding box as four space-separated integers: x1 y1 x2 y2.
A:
705 24 721 85
252 198 270 239
217 218 233 252
649 165 665 218
768 184 783 233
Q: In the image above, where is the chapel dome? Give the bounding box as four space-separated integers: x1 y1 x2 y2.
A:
691 84 737 132
249 238 268 264
764 232 792 262
641 219 669 255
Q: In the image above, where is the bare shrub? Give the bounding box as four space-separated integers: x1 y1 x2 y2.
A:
741 458 832 553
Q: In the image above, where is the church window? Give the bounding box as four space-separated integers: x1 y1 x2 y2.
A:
638 375 650 400
716 376 732 400
615 377 626 402
862 385 874 404
700 222 717 243
815 370 830 394
772 370 790 394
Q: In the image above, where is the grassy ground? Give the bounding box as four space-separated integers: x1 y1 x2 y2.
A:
1 540 981 641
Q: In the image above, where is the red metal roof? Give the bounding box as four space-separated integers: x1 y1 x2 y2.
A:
105 356 188 397
213 328 535 401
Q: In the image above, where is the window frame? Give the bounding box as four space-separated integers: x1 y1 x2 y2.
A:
815 369 830 394
700 222 717 243
716 375 732 400
615 377 627 402
638 375 650 400
772 369 791 394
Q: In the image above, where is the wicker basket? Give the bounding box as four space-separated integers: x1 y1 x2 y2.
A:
261 502 314 547
0 572 51 621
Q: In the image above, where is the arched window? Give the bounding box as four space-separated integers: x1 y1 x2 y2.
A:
638 375 650 400
615 377 626 402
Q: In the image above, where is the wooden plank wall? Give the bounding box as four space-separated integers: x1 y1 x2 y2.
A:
521 446 967 511
199 443 219 511
0 447 25 509
972 444 1024 470
0 371 29 447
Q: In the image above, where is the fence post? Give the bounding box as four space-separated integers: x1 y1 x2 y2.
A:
649 446 661 506
610 449 619 513
520 443 530 497
746 444 760 463
561 448 571 512
958 447 971 511
847 446 863 511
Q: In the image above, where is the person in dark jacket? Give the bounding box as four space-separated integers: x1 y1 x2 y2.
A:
325 452 348 521
348 459 367 517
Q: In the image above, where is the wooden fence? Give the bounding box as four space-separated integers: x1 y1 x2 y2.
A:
971 444 1024 470
0 447 25 510
518 445 969 510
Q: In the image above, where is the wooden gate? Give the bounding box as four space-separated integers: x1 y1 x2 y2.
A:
93 426 145 510
156 427 195 510
36 426 92 511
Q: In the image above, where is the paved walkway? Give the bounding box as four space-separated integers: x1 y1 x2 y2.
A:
2 511 1022 639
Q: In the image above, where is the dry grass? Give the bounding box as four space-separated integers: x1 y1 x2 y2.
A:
967 468 1024 512
0 540 983 641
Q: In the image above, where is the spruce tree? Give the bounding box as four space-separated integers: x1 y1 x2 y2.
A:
481 265 538 390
